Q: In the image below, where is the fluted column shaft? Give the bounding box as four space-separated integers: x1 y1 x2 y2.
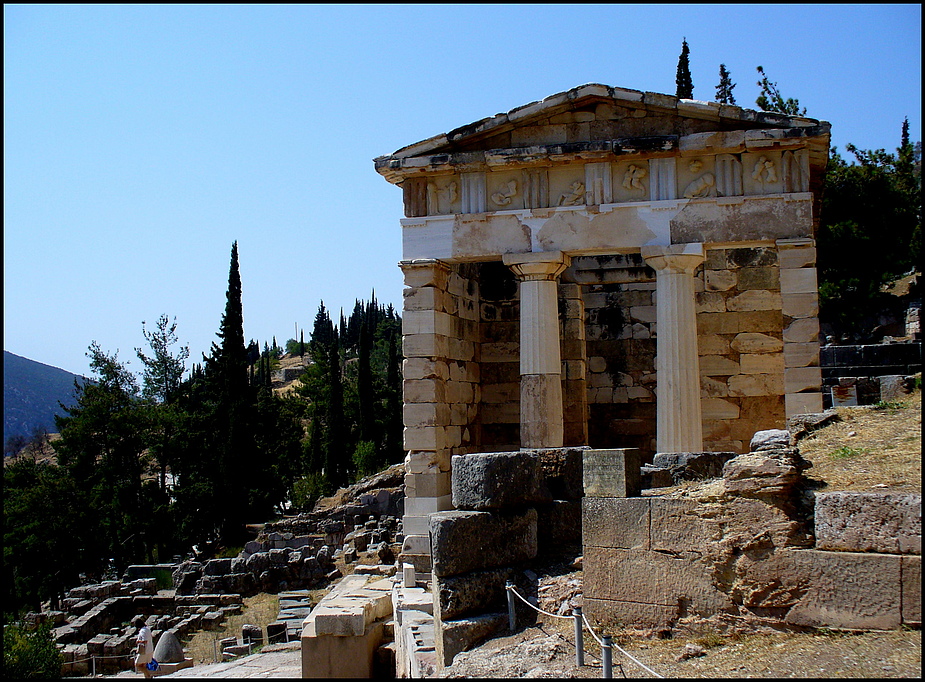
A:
503 252 570 449
641 244 705 453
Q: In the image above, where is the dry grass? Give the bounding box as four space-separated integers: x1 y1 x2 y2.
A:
799 388 921 493
182 593 280 665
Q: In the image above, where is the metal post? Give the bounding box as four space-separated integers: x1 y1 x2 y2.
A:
602 635 613 679
506 581 516 632
91 656 96 677
573 606 584 666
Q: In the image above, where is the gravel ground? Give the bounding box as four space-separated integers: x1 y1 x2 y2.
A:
442 617 922 678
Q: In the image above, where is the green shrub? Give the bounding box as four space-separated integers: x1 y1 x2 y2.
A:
829 446 868 459
873 399 907 411
3 622 63 679
292 472 328 512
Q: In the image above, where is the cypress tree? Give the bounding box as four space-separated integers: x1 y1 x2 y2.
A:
715 63 736 104
207 241 253 544
357 319 374 444
324 331 347 490
675 38 693 99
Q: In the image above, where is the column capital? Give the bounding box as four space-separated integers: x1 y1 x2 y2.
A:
641 243 704 275
502 251 571 281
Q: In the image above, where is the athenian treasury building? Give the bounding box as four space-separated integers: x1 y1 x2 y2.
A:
374 83 830 566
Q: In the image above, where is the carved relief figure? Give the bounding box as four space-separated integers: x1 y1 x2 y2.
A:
558 181 585 206
751 156 778 183
491 179 518 207
441 181 458 206
682 159 715 198
622 164 647 192
426 179 458 214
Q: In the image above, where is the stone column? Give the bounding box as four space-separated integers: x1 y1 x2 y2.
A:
502 252 570 448
641 244 705 453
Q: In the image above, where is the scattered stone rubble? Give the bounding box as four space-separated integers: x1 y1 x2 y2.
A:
52 577 226 675
43 462 407 676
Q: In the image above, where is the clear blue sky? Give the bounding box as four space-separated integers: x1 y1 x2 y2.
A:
4 4 921 377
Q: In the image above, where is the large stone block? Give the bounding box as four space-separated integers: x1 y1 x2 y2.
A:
582 497 649 550
451 451 546 510
432 567 533 622
814 492 921 555
583 448 642 497
435 613 508 668
584 597 678 630
430 509 537 577
583 545 731 615
902 555 921 625
535 447 585 500
785 549 902 630
651 451 738 482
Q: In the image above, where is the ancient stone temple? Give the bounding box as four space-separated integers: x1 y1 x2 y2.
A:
374 83 830 569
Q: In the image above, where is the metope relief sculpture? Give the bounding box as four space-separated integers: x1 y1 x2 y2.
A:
622 164 648 194
490 179 518 207
558 181 586 206
751 156 778 184
715 154 743 197
426 178 459 215
682 159 716 199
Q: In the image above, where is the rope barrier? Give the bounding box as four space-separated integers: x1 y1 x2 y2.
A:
581 611 606 647
506 583 573 620
505 583 665 679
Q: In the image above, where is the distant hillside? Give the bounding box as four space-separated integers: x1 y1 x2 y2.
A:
3 351 89 444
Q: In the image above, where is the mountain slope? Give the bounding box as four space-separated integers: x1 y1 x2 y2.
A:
3 351 88 444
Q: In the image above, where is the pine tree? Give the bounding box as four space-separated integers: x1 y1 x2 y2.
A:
715 64 736 104
675 38 693 99
755 66 805 116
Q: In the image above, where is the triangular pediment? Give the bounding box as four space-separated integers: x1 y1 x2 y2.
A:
376 83 829 163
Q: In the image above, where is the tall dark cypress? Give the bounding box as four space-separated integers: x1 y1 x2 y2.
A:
211 241 252 543
675 38 693 99
357 319 374 444
324 332 347 490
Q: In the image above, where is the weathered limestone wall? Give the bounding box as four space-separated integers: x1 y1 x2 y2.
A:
583 434 922 632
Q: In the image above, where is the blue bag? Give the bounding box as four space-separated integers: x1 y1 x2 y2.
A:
146 658 159 671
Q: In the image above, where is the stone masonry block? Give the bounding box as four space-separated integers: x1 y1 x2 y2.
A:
785 549 902 630
403 403 451 428
781 292 819 319
784 342 820 368
780 268 818 295
583 545 731 615
783 317 820 344
902 555 921 625
404 379 447 404
814 492 921 555
785 392 823 418
784 367 822 393
451 451 546 510
403 358 449 381
583 448 642 497
584 597 678 630
582 497 649 550
430 509 538 578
